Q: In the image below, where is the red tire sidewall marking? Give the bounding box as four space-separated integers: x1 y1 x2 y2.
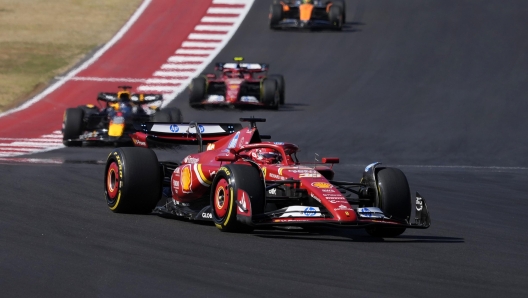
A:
214 178 230 219
107 162 120 199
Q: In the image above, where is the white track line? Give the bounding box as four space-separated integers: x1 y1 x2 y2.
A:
69 76 147 83
340 164 528 171
176 49 215 55
54 76 148 82
160 1 254 106
153 71 195 77
0 157 64 164
207 7 245 14
160 64 199 70
146 78 185 84
195 25 232 31
188 33 227 40
0 143 63 148
0 0 152 119
182 41 219 48
213 0 249 4
0 0 255 158
0 131 65 157
0 148 37 152
113 0 254 103
0 139 62 144
137 86 180 92
167 56 206 62
201 16 239 23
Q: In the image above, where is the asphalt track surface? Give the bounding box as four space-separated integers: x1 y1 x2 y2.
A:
1 1 528 297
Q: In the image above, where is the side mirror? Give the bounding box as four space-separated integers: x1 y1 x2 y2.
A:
215 155 236 162
322 157 339 164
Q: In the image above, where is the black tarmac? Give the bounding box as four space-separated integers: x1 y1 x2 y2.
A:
1 1 527 297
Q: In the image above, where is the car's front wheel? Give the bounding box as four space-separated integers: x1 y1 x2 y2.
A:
211 164 265 232
365 167 411 237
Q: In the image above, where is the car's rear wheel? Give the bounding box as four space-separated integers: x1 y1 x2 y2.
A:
328 5 343 30
62 108 84 147
152 107 183 122
268 74 285 105
365 167 411 237
189 77 206 108
211 164 265 232
269 4 283 29
261 78 279 110
104 147 161 213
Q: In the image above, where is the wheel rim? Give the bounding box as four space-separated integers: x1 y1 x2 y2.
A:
106 162 120 200
214 178 230 219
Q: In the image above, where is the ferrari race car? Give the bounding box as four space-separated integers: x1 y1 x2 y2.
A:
104 118 431 237
62 86 182 146
188 57 285 110
270 0 346 30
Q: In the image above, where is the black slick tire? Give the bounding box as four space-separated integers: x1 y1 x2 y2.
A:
62 108 84 147
269 4 283 29
189 77 206 108
269 74 285 105
104 147 161 214
211 164 265 233
332 0 346 23
365 167 411 237
328 5 343 31
261 78 279 110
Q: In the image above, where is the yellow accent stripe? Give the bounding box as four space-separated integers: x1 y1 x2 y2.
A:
110 191 121 211
223 187 234 227
197 164 211 185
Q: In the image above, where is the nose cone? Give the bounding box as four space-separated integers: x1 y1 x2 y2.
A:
306 181 357 222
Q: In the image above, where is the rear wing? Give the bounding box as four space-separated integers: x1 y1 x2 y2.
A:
131 121 243 150
214 62 269 72
97 93 163 104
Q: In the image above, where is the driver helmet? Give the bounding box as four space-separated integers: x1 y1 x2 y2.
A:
228 70 243 78
249 148 281 164
118 92 131 102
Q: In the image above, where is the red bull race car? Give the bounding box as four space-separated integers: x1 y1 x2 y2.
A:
270 0 346 31
188 57 285 110
104 118 431 237
62 86 182 146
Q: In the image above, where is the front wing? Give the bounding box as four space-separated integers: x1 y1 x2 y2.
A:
272 19 337 29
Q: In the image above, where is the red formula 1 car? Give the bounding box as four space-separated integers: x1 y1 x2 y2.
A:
104 118 431 237
188 57 285 110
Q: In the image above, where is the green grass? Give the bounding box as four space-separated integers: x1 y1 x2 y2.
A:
0 42 94 110
0 0 142 112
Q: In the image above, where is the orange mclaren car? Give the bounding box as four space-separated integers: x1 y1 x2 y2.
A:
269 0 346 30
